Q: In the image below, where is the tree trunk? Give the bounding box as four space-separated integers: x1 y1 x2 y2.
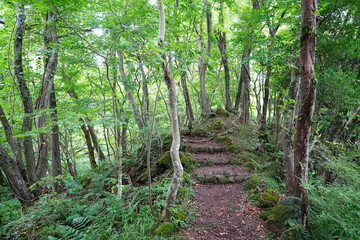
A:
282 57 300 195
0 144 33 202
239 50 251 124
294 0 317 226
117 50 144 130
67 89 106 161
196 0 212 119
0 105 27 181
260 65 272 128
81 124 98 170
158 0 184 222
180 71 194 129
274 92 283 151
216 29 232 112
14 3 37 184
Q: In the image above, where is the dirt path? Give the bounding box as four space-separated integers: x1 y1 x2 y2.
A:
182 136 267 240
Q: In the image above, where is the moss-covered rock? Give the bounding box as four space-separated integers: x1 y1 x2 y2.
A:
215 108 230 117
174 212 186 222
268 197 302 229
158 151 195 168
154 222 175 235
258 188 279 208
280 224 309 240
243 174 262 191
215 135 233 146
209 119 225 131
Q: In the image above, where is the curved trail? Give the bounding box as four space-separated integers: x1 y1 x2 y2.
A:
183 136 266 240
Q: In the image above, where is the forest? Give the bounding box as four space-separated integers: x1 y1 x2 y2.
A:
0 0 359 239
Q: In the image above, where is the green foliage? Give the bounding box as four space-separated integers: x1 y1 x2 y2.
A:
280 224 310 240
257 188 279 208
307 149 360 239
0 171 194 239
268 197 302 229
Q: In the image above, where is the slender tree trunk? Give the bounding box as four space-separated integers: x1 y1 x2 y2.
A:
180 71 194 129
216 29 232 112
50 85 62 192
274 92 283 151
117 50 144 130
81 124 98 170
234 68 242 111
294 0 317 226
282 57 300 195
158 0 184 222
0 105 27 181
260 65 272 128
67 89 106 161
196 0 212 119
14 3 37 184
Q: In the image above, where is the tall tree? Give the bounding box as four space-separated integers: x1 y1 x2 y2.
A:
293 0 317 226
216 0 232 112
158 0 184 222
14 3 38 184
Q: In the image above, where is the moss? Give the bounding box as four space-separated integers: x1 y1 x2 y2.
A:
158 151 194 168
227 159 243 165
190 126 208 136
154 222 175 235
268 197 302 228
174 212 186 222
258 188 279 208
217 174 230 183
215 135 233 146
243 174 261 191
215 108 230 117
209 119 225 131
229 144 241 153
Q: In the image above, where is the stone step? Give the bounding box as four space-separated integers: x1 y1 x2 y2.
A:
194 165 251 184
192 152 237 165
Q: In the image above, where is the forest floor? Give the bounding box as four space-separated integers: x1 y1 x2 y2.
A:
181 135 268 240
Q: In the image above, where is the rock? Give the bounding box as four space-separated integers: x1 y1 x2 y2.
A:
154 222 175 235
268 197 302 229
215 108 230 117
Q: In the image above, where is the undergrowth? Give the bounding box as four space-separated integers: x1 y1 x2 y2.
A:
0 169 194 240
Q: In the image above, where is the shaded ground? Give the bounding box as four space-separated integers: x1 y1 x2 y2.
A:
182 136 267 240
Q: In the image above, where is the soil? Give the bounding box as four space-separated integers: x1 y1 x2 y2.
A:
182 136 267 240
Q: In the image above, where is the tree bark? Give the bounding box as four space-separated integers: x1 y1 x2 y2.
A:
216 29 232 112
14 3 37 184
0 105 27 181
0 144 33 202
239 50 251 124
196 0 212 119
282 57 300 195
180 71 194 129
158 0 184 222
294 0 317 226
